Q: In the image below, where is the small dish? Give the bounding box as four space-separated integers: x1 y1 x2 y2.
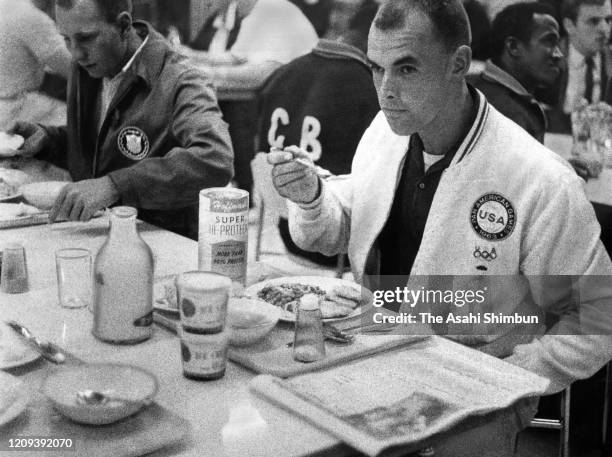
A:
20 181 69 210
227 298 281 346
42 363 158 425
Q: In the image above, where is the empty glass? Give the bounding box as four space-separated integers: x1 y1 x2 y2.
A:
55 248 92 309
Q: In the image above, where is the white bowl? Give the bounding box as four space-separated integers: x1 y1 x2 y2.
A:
42 363 158 425
20 181 69 210
227 298 281 346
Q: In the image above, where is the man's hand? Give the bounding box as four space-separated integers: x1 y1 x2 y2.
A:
6 121 50 158
49 177 120 222
268 145 320 204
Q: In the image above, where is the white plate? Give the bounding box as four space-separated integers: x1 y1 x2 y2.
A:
153 275 178 315
0 372 29 427
0 322 41 370
245 276 373 323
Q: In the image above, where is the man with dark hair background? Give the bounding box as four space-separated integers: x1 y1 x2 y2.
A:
268 0 612 454
8 0 233 239
257 0 380 266
468 2 563 143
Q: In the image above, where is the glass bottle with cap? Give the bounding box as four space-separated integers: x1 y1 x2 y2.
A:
93 206 154 344
293 293 326 362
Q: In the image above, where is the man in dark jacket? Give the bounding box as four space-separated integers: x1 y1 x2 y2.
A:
257 0 380 266
9 0 233 239
468 2 563 143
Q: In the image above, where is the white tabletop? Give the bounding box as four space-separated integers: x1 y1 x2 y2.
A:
544 133 612 207
0 218 352 457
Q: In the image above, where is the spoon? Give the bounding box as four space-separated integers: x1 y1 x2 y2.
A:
76 389 151 407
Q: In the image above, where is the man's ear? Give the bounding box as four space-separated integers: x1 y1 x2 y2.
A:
116 12 132 37
452 44 472 77
505 36 523 58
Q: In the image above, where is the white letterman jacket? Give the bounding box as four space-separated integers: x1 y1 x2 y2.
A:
287 90 612 393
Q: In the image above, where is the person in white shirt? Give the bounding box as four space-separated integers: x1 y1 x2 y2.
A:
0 0 72 129
267 0 612 454
547 0 612 133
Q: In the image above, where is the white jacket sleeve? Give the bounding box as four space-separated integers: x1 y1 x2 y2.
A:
507 172 612 393
287 174 354 257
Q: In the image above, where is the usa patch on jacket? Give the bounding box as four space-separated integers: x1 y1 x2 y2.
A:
470 193 516 241
118 126 150 160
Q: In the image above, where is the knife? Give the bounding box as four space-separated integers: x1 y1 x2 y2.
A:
5 320 66 364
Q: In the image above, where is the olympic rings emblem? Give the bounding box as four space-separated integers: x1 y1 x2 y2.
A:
473 246 497 261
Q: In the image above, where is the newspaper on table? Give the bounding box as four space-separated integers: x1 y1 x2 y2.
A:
250 336 549 457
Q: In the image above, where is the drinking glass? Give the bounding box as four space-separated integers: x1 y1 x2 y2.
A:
55 248 92 309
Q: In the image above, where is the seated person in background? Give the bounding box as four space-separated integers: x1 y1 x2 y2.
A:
257 0 380 266
269 1 612 454
546 0 612 134
0 0 72 129
468 2 563 143
191 0 318 65
8 0 233 240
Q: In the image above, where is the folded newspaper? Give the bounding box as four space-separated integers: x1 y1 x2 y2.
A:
250 336 549 456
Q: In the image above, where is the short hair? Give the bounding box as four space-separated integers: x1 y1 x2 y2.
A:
491 2 558 59
373 0 471 51
562 0 607 22
55 0 132 23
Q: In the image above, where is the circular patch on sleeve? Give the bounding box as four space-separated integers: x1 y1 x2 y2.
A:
470 193 516 241
117 126 150 160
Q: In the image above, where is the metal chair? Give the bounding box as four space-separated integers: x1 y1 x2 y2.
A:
250 153 346 277
529 387 571 457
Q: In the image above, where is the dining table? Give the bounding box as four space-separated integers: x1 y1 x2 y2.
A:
0 217 359 457
0 216 548 457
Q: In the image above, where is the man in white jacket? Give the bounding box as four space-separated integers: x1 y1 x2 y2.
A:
269 0 612 455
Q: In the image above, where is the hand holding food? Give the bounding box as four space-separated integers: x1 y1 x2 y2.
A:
268 145 321 204
6 122 50 158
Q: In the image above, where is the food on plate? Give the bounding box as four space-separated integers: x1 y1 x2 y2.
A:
0 202 40 220
257 283 327 308
0 132 24 157
257 281 365 319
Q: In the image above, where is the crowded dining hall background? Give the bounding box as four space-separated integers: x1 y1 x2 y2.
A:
1 1 612 457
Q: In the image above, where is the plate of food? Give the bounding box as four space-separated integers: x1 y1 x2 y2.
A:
245 276 372 322
0 169 30 202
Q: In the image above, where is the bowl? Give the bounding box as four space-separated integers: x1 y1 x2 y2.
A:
20 181 69 210
227 298 281 346
42 363 158 425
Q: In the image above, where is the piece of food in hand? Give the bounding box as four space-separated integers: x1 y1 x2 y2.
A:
319 300 353 319
0 132 25 157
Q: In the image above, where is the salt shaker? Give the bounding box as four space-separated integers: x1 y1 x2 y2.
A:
293 293 326 363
